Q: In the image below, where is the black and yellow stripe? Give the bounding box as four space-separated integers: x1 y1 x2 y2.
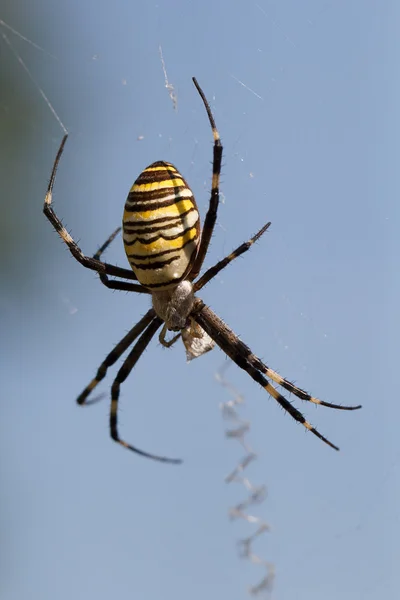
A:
123 161 200 289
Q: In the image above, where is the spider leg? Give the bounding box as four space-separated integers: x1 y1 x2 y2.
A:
194 222 271 291
242 352 361 410
109 316 182 464
43 134 143 283
96 278 148 293
193 301 360 451
77 308 156 405
93 226 122 260
92 226 149 294
189 78 223 280
159 323 181 348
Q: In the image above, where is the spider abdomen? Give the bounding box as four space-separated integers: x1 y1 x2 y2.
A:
123 161 200 289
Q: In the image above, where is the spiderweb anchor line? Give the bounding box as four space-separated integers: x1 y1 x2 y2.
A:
158 44 177 111
216 363 275 596
0 18 67 134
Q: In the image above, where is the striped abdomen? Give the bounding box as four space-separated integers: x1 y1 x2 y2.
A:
123 162 200 289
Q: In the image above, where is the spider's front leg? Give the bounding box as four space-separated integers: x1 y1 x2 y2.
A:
76 308 156 406
43 134 145 285
159 324 181 348
92 227 149 293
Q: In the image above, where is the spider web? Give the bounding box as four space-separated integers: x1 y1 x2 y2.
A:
217 362 275 597
0 4 395 600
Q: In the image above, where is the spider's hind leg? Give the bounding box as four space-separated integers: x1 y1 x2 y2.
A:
247 355 362 411
76 308 156 406
108 316 181 464
193 301 360 451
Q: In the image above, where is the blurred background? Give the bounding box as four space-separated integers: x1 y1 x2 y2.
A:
0 1 398 599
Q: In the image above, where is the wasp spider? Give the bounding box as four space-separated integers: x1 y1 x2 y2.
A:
44 77 361 463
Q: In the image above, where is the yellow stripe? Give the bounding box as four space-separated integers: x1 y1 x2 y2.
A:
130 178 185 193
124 199 195 219
87 379 98 391
128 227 197 257
144 165 177 172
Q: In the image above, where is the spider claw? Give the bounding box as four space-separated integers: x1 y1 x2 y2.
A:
303 420 340 451
117 439 182 465
80 393 106 407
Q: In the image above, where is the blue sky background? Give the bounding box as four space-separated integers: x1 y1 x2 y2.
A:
1 1 398 598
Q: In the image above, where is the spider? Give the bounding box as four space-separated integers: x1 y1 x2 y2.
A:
43 77 361 463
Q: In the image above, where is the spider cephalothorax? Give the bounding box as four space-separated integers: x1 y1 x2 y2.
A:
43 77 361 463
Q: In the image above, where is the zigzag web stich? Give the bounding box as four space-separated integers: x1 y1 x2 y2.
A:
216 362 275 596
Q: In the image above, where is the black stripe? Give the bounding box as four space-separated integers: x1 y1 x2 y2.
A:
135 168 182 185
129 256 179 270
125 195 190 212
124 221 182 236
127 186 188 203
142 274 186 289
123 225 198 246
146 161 175 168
124 214 198 237
123 208 196 228
126 236 198 260
133 169 184 185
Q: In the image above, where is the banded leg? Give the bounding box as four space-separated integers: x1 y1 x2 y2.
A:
194 222 271 291
109 316 181 464
77 308 156 405
93 227 149 294
241 350 361 410
189 77 223 280
44 134 140 282
195 302 361 410
194 301 361 451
